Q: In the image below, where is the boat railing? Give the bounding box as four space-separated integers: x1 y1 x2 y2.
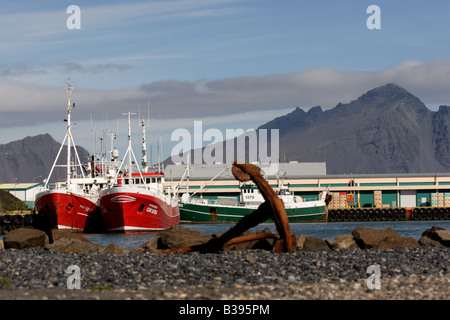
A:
300 197 320 202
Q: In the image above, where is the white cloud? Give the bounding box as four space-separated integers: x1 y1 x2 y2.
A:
2 58 450 130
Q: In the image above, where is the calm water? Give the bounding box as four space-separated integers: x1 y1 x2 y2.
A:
80 220 450 249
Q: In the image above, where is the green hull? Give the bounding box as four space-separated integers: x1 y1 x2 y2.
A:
180 202 326 223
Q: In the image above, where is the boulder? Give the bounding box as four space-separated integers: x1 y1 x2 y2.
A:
46 236 103 253
352 227 400 249
335 234 354 241
296 234 307 250
421 226 445 239
375 236 420 250
48 229 78 243
302 236 330 251
136 236 159 252
4 228 49 249
326 237 360 250
434 230 450 247
418 236 444 247
101 243 132 254
158 226 212 249
421 226 450 247
223 230 256 251
252 228 276 251
223 228 275 251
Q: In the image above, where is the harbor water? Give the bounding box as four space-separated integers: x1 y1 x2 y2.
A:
80 220 450 249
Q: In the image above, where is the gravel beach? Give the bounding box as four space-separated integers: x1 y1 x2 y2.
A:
0 247 448 300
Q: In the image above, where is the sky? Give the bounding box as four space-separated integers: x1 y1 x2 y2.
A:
1 0 450 164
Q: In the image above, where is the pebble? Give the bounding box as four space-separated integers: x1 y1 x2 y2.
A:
0 247 448 299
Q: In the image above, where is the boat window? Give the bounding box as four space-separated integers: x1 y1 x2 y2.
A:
124 179 129 185
146 178 151 184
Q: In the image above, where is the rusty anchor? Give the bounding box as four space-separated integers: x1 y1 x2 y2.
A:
149 161 297 254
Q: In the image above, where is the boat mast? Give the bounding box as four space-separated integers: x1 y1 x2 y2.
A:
42 78 85 188
141 100 150 172
65 78 73 185
126 112 135 178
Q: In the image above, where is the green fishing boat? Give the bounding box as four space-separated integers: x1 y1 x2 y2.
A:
180 183 328 223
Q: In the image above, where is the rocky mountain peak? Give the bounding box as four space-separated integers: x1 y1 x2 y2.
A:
355 83 427 112
257 83 450 174
0 134 90 183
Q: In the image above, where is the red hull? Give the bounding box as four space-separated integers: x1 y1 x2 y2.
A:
100 187 180 232
35 190 98 231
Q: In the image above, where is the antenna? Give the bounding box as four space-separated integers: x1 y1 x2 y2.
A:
140 100 151 171
65 78 73 184
90 113 96 159
157 138 160 173
45 78 85 187
147 99 150 126
159 134 163 172
111 112 148 188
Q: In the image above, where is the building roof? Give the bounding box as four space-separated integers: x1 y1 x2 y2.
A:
0 183 42 190
164 162 327 181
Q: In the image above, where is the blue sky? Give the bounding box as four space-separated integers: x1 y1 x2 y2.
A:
1 0 450 161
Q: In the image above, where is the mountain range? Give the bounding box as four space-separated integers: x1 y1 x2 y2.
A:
0 134 90 183
1 83 450 183
259 83 450 174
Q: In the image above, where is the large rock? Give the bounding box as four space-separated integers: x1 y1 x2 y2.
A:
296 234 307 250
45 234 103 253
223 228 276 252
326 235 360 250
101 243 132 254
136 236 159 252
421 226 450 247
223 230 256 251
352 227 400 249
48 229 78 243
4 228 49 249
302 236 330 251
421 226 445 238
158 226 212 249
434 230 450 247
418 236 444 247
375 236 420 250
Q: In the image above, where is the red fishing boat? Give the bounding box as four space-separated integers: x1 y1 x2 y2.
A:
99 112 179 232
35 79 113 231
